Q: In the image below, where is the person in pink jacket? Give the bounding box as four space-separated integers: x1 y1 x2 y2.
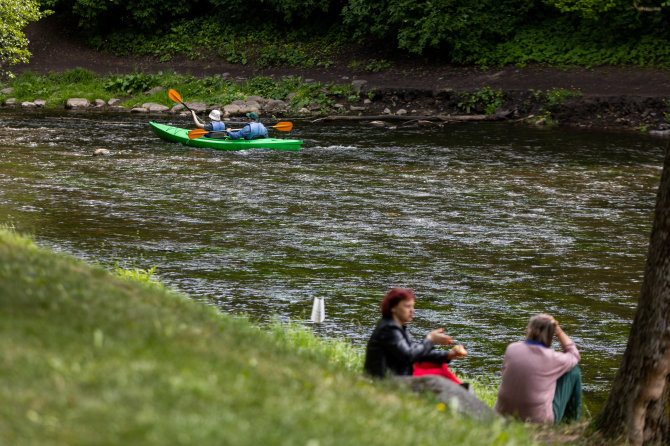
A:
494 314 581 424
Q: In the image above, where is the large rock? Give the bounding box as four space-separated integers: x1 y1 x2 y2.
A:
223 104 241 116
0 87 14 94
352 79 368 92
66 98 90 109
186 102 207 113
264 99 288 113
246 95 266 105
396 375 498 421
142 102 170 113
228 100 260 115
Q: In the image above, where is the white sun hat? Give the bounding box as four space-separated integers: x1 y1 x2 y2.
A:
208 109 222 121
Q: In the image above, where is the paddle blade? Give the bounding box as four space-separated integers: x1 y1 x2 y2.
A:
188 129 208 139
272 121 293 132
168 89 183 103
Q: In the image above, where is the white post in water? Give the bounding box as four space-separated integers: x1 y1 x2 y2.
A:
310 296 325 324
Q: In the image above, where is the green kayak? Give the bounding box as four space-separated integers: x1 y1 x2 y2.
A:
150 122 302 151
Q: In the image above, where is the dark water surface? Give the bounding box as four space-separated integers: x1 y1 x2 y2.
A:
0 109 665 412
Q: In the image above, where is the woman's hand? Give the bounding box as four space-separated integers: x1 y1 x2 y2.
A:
427 328 453 346
448 344 468 360
539 313 572 346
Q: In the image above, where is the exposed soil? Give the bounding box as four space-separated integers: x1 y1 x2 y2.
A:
13 17 670 134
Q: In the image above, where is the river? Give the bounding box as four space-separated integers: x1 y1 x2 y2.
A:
0 109 666 413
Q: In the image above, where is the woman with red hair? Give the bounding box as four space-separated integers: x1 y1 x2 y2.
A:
364 287 467 381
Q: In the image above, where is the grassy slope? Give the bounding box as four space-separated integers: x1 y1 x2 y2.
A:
0 230 535 445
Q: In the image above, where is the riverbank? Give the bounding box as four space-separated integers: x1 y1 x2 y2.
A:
1 229 548 445
11 17 670 136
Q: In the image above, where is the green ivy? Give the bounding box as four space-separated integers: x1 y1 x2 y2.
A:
457 87 504 115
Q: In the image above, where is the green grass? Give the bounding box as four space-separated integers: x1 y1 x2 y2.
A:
0 69 356 112
0 229 537 445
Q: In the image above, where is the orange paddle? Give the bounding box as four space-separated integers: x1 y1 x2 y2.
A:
187 121 294 139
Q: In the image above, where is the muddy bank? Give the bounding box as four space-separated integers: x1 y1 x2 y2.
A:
3 84 669 137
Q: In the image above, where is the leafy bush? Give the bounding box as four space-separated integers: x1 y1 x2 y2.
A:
365 59 392 72
50 67 97 84
0 0 51 78
42 0 194 32
457 87 504 114
257 43 316 68
343 0 535 57
103 72 159 95
10 72 52 98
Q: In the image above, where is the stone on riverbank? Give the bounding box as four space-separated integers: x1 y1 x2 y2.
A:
264 99 289 113
66 98 90 109
397 375 498 421
352 79 368 92
142 102 170 113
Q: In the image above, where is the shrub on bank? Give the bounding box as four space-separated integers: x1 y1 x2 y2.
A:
0 69 355 114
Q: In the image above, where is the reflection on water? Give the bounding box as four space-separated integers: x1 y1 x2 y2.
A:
0 109 665 412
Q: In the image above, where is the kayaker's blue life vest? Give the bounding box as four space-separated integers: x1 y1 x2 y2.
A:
205 120 226 138
247 121 268 140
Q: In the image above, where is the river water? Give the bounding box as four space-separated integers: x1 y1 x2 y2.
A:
0 109 666 412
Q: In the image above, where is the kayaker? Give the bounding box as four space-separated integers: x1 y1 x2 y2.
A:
191 109 226 138
494 313 582 424
363 287 467 380
225 112 269 140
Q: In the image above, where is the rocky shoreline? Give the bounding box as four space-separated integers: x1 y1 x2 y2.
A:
2 83 670 137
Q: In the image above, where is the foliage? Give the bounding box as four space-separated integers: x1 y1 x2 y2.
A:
478 19 670 68
0 0 51 78
365 59 392 72
543 0 618 16
0 229 539 445
41 0 193 32
530 87 583 110
103 72 159 95
32 0 670 69
241 76 287 100
0 69 361 114
343 0 536 58
257 43 317 68
114 265 161 287
1 69 113 106
457 87 504 115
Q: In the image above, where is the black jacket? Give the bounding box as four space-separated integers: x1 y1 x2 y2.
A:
363 317 450 378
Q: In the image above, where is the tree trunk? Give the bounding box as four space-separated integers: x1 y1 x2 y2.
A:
596 141 670 445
